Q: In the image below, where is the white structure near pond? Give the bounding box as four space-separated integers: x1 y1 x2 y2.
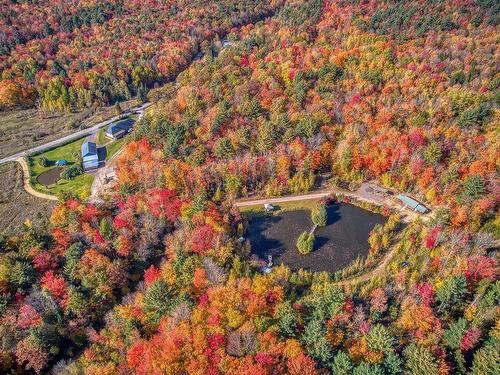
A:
264 203 275 212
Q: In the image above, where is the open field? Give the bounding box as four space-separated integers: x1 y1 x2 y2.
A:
97 128 107 145
0 99 138 159
245 202 386 273
239 199 324 217
0 162 55 234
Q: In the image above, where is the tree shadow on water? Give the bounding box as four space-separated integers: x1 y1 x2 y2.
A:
315 235 329 251
248 215 286 257
314 204 343 251
325 203 342 225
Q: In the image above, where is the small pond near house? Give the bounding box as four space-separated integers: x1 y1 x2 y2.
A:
37 167 64 186
246 203 387 273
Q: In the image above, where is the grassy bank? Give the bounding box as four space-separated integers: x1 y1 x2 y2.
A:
239 198 323 218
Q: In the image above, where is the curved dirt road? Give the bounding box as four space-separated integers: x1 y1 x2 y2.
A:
16 158 58 201
333 246 397 287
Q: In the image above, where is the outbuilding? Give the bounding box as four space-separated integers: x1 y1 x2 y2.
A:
397 194 429 214
55 160 67 166
264 203 275 212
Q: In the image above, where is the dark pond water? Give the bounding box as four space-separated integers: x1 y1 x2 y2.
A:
37 167 63 186
247 203 387 273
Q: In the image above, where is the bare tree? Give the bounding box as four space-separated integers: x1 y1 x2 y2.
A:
203 257 227 285
226 331 243 357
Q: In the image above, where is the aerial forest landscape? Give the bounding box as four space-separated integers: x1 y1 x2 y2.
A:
0 0 499 374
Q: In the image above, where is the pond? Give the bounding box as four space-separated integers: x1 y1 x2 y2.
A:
37 167 64 186
246 203 387 273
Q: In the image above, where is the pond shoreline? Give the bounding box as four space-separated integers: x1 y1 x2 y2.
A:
246 202 387 274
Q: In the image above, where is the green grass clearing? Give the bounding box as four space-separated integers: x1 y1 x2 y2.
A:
97 128 107 145
239 198 323 218
28 138 94 198
105 137 127 160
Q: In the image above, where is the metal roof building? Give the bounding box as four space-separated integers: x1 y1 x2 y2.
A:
106 118 134 140
81 141 98 170
397 194 429 213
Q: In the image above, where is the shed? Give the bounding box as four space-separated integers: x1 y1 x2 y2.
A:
81 141 98 170
55 160 67 166
397 194 429 214
264 203 275 212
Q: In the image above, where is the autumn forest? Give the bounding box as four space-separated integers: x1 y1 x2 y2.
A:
0 0 498 374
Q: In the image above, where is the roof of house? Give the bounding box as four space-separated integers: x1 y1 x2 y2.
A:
106 118 134 135
81 141 97 157
397 194 428 213
106 124 126 135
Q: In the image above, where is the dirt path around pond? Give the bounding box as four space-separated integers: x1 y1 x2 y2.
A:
333 246 397 287
16 158 58 201
235 183 431 224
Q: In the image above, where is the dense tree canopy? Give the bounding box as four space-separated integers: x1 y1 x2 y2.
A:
0 0 498 374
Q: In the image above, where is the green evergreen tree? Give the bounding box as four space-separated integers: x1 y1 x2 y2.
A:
64 242 84 281
353 363 384 375
471 342 500 375
443 318 467 349
436 274 467 312
311 204 328 226
296 231 315 254
403 344 439 375
330 351 353 375
301 318 332 365
275 301 298 337
461 175 485 202
99 218 113 241
142 280 172 324
383 352 403 375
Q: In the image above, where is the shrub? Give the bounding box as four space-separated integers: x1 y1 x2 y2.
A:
458 104 491 127
61 165 83 180
296 231 315 255
39 157 50 167
311 204 328 226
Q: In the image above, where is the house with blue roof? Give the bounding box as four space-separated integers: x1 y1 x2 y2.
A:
81 141 98 170
397 194 429 214
106 118 134 140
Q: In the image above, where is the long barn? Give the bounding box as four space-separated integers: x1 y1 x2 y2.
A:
397 194 429 214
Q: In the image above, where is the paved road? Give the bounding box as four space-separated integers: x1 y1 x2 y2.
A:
0 102 151 164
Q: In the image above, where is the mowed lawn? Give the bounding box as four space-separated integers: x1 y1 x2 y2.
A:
239 198 323 218
27 130 129 198
105 137 127 160
28 138 94 198
96 128 126 160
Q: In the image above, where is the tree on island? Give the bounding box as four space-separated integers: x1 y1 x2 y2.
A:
297 231 315 255
311 203 328 226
